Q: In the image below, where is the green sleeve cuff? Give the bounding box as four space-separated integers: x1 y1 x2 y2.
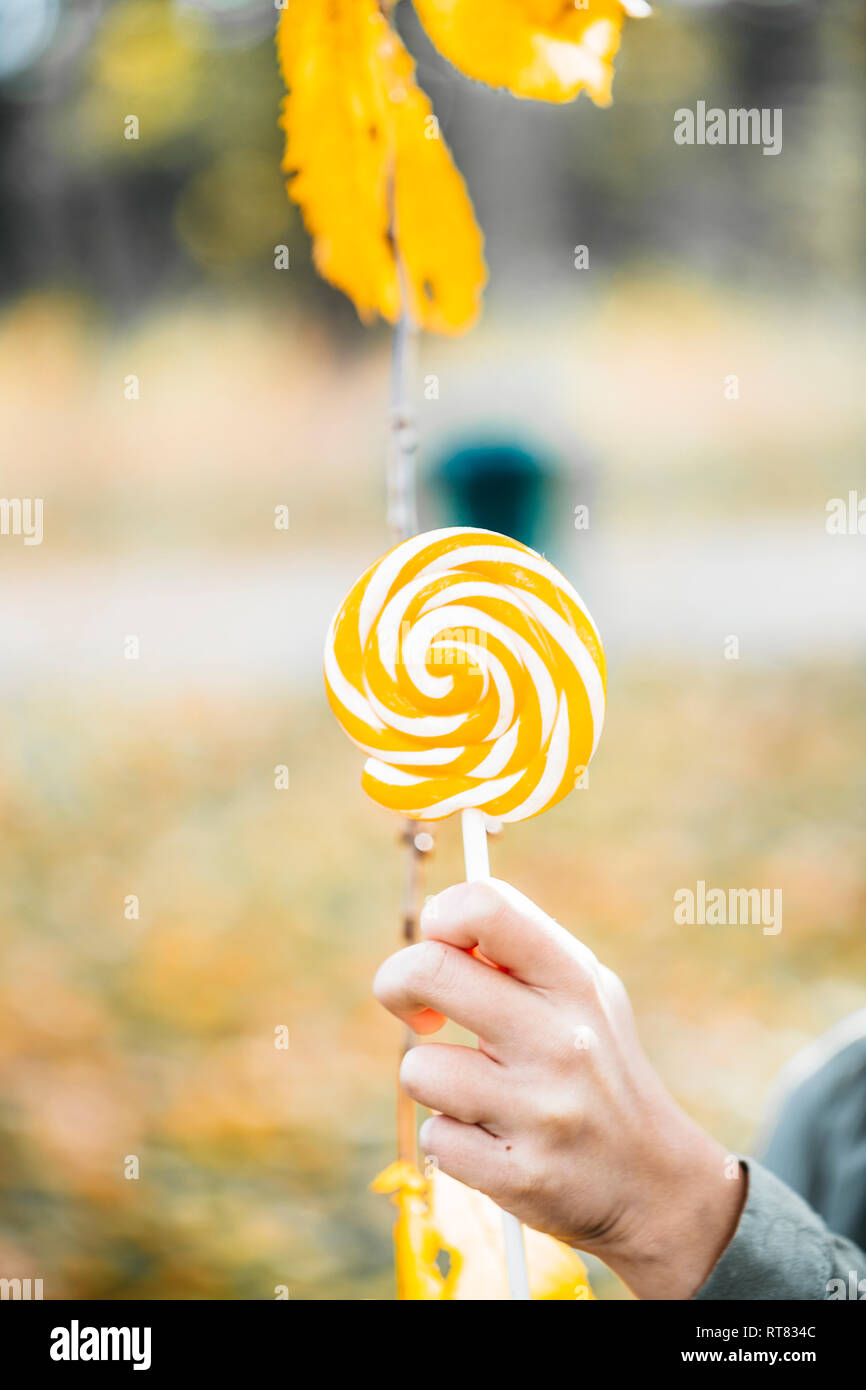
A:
695 1158 866 1300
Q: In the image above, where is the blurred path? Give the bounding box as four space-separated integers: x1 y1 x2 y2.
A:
1 522 863 693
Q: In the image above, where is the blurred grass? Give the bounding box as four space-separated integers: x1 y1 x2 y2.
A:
1 663 864 1298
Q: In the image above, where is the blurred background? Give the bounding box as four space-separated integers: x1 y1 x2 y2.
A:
0 0 864 1299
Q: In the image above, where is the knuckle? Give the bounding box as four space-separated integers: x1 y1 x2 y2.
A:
600 963 629 1008
500 1151 544 1211
572 945 602 994
464 879 510 929
409 940 454 996
535 1090 580 1143
548 1025 593 1072
540 999 599 1069
569 1022 601 1058
375 942 456 1011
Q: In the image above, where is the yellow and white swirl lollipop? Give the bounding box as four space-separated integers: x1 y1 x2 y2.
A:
325 526 606 1302
324 526 606 822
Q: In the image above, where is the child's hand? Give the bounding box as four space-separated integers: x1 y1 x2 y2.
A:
373 879 746 1300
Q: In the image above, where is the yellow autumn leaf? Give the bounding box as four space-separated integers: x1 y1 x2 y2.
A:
276 1 485 334
412 0 650 107
390 49 486 334
276 0 397 325
372 1160 595 1300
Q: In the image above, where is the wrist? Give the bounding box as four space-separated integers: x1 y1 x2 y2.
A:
600 1128 747 1300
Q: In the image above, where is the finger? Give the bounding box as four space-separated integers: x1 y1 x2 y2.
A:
373 939 540 1049
419 1113 517 1202
400 1043 512 1130
420 878 600 994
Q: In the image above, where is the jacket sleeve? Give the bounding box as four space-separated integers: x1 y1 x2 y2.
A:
694 1158 866 1301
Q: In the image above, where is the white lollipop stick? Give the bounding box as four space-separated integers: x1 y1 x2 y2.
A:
460 807 532 1301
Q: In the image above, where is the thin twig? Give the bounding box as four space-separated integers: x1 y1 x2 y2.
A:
387 152 426 1166
396 822 426 1164
387 306 419 539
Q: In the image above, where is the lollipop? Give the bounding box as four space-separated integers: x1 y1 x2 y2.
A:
324 526 606 821
324 526 607 1300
